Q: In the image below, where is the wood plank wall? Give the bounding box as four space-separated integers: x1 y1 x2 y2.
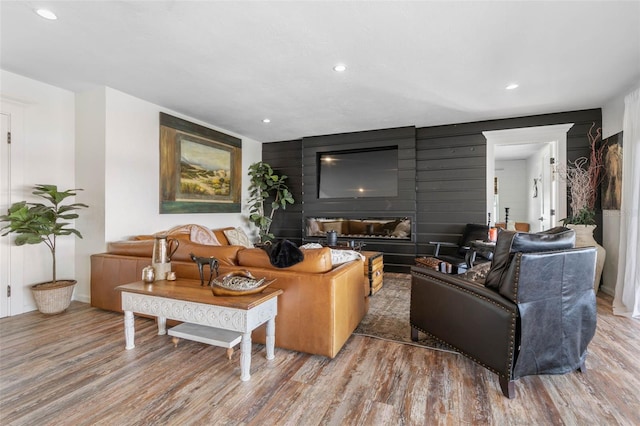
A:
301 127 417 272
264 109 602 272
261 140 304 245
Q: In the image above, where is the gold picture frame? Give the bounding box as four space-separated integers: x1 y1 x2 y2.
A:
159 113 242 213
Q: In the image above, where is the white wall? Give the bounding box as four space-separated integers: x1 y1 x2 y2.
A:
525 149 542 231
72 87 261 303
75 88 107 304
0 70 76 312
600 85 638 295
101 88 261 241
495 160 527 225
2 70 262 310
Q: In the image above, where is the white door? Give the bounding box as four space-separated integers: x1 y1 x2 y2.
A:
0 112 10 318
539 147 552 231
546 141 558 229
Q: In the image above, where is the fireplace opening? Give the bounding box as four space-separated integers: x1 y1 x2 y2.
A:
305 217 411 240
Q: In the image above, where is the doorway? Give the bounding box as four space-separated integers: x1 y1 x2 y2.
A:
1 101 25 317
484 124 573 232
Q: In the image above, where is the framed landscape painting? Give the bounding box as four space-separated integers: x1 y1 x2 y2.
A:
159 112 242 213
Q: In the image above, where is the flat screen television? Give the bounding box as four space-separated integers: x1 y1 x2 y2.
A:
318 147 398 198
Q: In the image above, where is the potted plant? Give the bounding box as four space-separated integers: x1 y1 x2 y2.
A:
559 123 606 289
0 184 88 314
247 162 294 243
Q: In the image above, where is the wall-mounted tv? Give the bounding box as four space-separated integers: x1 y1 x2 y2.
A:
318 146 398 198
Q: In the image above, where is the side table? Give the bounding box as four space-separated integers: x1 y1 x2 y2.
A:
361 251 384 295
322 244 384 295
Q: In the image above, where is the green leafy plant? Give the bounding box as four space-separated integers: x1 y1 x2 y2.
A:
247 162 294 243
562 206 596 226
0 184 88 284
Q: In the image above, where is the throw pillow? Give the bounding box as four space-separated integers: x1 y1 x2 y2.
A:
190 226 221 245
459 262 491 285
223 227 254 248
166 224 221 246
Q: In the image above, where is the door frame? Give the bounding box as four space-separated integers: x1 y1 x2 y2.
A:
1 100 26 316
483 123 573 230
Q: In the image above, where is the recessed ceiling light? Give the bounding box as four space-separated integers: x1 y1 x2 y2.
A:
333 64 347 72
35 9 57 20
262 118 271 124
506 83 519 90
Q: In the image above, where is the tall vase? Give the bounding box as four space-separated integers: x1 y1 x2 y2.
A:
567 224 606 292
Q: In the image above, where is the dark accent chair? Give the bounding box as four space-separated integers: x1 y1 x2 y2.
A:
411 227 597 398
429 223 491 273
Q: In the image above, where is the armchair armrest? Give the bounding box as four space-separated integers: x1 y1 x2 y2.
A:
428 241 459 257
410 266 517 378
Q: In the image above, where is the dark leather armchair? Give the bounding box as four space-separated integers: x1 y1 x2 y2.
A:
411 227 597 398
429 223 491 273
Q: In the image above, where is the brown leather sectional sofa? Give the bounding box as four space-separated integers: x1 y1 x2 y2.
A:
90 228 369 358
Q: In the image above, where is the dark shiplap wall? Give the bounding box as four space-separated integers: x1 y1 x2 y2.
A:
265 109 602 272
301 127 417 272
415 109 603 254
261 140 303 245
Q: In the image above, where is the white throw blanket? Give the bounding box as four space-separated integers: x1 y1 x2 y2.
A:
300 243 365 266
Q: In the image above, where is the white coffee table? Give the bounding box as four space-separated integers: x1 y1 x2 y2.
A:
117 279 282 381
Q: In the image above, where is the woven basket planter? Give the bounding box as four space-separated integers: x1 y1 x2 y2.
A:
31 280 76 314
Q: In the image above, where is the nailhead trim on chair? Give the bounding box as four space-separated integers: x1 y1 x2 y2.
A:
411 270 518 380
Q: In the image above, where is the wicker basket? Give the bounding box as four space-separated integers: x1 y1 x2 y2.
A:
31 280 76 314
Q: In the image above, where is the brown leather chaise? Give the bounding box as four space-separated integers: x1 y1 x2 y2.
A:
411 227 597 398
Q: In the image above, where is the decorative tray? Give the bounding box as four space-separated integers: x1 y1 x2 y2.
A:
210 270 275 296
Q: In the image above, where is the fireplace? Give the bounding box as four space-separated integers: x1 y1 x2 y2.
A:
305 217 411 241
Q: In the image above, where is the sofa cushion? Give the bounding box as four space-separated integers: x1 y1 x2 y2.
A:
171 240 242 266
108 239 154 257
237 247 334 273
107 239 242 266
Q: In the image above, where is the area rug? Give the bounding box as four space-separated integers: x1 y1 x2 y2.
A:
353 273 457 354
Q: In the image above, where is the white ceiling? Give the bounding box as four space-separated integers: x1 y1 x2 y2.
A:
1 1 639 143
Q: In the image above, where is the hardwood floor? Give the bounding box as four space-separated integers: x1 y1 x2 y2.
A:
1 293 638 426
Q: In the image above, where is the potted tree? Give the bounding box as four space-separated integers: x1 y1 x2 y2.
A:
247 162 294 243
0 184 88 314
560 123 606 290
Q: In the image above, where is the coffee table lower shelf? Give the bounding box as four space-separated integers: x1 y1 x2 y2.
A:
168 322 242 360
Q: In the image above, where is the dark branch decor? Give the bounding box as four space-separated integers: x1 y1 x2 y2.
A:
559 122 605 225
159 113 242 213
